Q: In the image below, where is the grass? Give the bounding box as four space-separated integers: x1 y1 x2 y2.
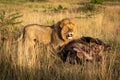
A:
0 1 120 80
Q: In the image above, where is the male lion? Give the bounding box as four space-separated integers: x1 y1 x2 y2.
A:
17 18 77 52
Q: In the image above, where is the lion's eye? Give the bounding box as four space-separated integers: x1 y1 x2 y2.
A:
68 28 73 31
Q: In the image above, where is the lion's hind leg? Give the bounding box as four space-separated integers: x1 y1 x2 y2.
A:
22 38 35 61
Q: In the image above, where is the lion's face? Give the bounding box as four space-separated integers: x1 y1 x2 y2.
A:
60 19 76 41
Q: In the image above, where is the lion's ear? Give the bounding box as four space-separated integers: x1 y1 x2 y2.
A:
69 22 76 26
60 22 65 28
60 19 69 28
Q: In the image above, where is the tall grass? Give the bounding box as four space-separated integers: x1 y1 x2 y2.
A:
0 38 119 80
0 1 120 80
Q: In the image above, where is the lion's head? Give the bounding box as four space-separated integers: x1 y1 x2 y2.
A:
58 18 77 41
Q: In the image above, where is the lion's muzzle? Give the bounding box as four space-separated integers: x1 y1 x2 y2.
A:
66 32 74 40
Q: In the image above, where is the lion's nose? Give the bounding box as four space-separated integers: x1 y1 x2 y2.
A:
68 32 74 37
66 32 74 39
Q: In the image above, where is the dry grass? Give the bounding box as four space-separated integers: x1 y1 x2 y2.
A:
0 1 120 80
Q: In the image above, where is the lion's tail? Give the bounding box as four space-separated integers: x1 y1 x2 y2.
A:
17 33 23 42
12 34 23 44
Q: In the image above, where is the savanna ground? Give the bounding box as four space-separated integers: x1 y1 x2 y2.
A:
0 0 120 80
